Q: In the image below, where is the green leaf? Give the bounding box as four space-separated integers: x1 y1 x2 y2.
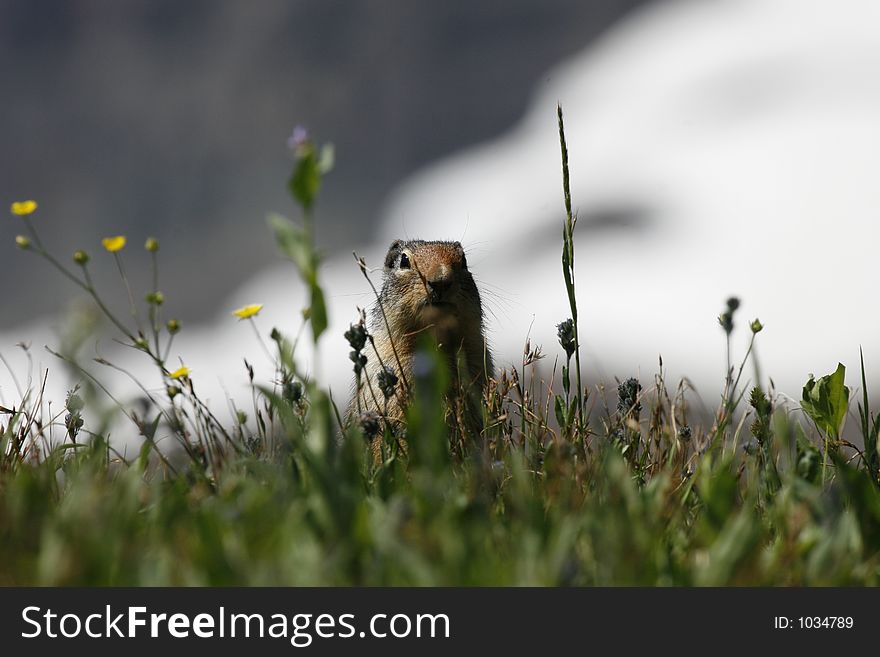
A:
268 213 313 278
696 504 761 586
696 454 739 532
268 212 327 343
137 415 161 473
309 281 327 342
288 147 321 212
801 363 849 439
554 395 566 428
796 440 821 484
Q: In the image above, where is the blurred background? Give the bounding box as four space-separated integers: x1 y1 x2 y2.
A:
4 0 880 412
1 0 646 327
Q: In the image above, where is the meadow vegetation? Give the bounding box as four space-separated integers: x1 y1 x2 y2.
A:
1 110 879 586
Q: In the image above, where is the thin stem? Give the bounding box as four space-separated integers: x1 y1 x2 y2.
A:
729 333 756 410
715 332 757 440
557 104 584 429
354 252 411 393
113 252 143 335
148 250 161 356
247 317 275 365
163 333 176 364
151 250 159 298
725 333 733 396
22 219 135 344
0 350 24 400
21 221 93 292
45 347 179 475
19 220 139 346
81 266 137 342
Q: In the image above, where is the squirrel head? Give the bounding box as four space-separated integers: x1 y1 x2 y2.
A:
380 239 483 348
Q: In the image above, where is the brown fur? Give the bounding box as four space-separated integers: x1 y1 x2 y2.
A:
350 239 493 460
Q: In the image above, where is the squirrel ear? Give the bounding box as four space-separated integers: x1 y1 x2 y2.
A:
452 241 467 266
384 240 404 269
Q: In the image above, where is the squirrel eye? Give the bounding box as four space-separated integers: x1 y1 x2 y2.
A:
398 253 411 269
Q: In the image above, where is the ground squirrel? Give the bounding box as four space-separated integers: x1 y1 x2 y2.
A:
351 239 494 457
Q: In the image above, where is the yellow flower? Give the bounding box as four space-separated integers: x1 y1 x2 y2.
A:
232 303 263 319
11 200 38 216
168 366 190 380
101 236 127 252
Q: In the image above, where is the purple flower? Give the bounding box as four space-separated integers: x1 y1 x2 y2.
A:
287 125 309 151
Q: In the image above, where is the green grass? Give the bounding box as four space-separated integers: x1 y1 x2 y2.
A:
2 116 879 586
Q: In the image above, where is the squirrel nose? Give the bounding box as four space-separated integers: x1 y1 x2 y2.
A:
427 277 452 301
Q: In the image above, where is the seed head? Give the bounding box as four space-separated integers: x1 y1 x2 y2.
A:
283 380 304 404
358 411 381 442
64 412 84 439
65 391 85 413
556 318 576 359
377 366 399 399
350 351 367 376
344 321 368 353
617 377 642 416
